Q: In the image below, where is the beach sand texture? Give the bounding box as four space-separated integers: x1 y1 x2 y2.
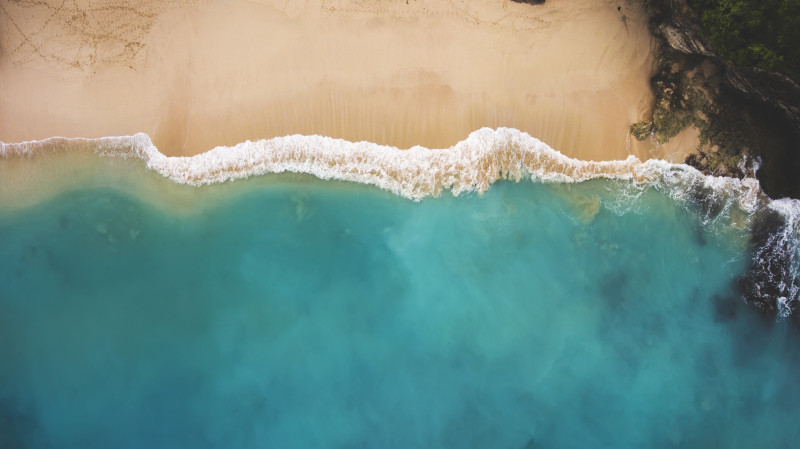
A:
1 0 673 161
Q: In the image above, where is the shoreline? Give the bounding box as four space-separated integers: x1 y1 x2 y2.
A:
0 0 679 162
0 127 762 205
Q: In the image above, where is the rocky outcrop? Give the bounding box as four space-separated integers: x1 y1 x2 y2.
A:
635 0 800 199
637 0 800 321
724 67 800 129
737 207 800 318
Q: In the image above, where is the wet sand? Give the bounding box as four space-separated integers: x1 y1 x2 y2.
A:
0 0 672 161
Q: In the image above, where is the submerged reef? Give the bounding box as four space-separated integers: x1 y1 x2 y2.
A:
634 0 800 200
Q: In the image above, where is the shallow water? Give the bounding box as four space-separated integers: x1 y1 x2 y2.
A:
2 177 799 448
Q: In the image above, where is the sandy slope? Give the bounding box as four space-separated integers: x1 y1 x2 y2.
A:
0 0 668 161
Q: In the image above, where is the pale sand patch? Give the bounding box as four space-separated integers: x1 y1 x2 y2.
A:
657 124 701 163
1 0 666 161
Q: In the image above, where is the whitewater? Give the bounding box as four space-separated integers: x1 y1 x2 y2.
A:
0 127 762 203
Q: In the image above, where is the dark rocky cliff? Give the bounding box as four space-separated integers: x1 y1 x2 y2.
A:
635 0 800 199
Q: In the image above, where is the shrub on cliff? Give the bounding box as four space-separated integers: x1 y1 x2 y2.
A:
689 0 800 81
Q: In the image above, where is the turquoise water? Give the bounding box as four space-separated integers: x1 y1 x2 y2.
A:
1 177 799 448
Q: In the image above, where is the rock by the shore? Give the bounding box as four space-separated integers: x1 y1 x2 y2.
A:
640 0 800 199
737 207 799 318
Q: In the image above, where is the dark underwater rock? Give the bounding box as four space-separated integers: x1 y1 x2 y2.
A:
521 437 540 449
685 179 725 222
511 0 545 4
712 294 739 323
0 399 44 449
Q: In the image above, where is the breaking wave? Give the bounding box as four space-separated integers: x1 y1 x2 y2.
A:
2 127 799 318
0 128 760 203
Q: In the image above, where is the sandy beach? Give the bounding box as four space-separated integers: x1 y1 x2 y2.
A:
0 0 674 161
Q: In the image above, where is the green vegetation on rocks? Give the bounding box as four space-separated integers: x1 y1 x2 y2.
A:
630 56 757 178
629 121 653 140
688 0 800 82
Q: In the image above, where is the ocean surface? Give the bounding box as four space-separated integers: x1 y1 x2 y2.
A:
2 131 800 448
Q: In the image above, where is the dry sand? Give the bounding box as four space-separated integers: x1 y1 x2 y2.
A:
0 0 677 161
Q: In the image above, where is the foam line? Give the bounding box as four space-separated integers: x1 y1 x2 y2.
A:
0 128 763 206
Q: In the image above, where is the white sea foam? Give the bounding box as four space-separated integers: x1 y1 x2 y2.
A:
0 127 768 211
760 198 800 318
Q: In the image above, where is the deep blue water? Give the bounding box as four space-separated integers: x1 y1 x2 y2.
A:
1 178 799 448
